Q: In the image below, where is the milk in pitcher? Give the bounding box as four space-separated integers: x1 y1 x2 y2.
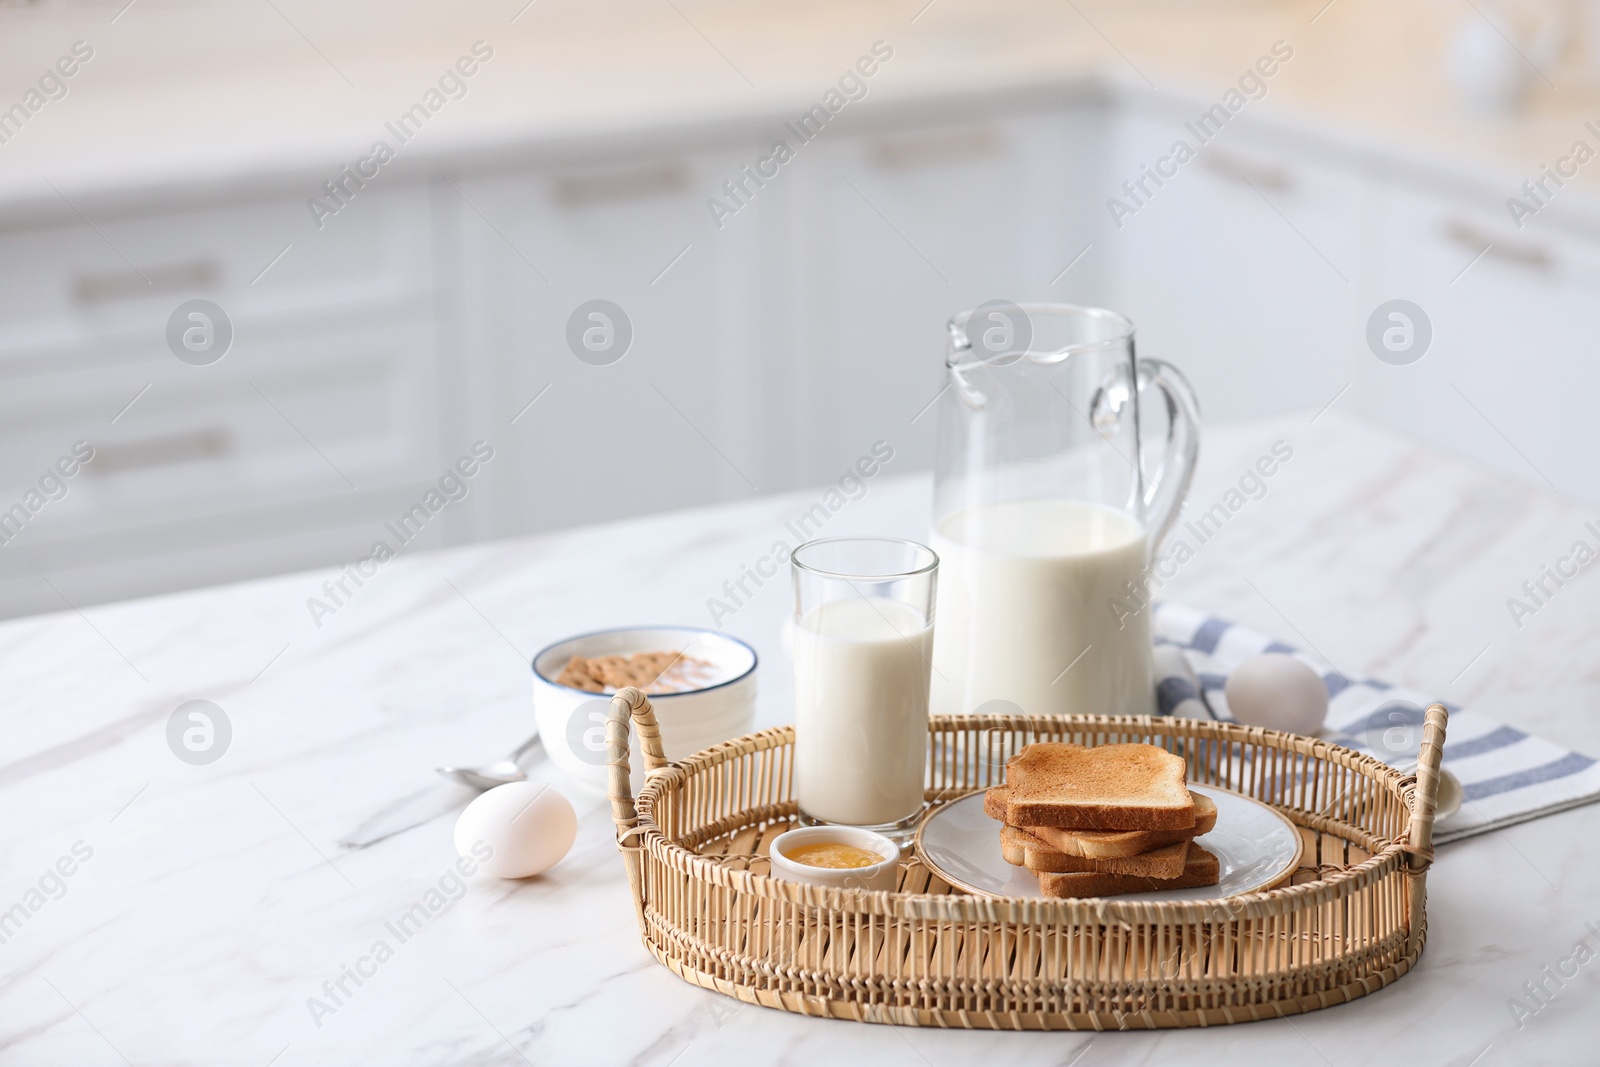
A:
930 497 1153 717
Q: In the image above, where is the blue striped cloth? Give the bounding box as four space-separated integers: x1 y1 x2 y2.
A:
1153 603 1600 844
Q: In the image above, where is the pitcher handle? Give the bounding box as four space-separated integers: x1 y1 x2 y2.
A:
1135 357 1201 549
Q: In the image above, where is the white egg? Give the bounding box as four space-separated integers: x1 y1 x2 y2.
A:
1223 653 1329 736
454 781 577 879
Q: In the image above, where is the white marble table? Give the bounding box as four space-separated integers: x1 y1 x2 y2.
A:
2 409 1596 1065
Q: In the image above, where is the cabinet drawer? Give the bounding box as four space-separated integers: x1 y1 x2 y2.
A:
0 183 435 358
1357 181 1600 502
0 318 443 544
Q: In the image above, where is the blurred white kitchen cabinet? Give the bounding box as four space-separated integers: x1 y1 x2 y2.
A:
448 103 1109 532
784 105 1111 486
0 184 454 618
16 78 1600 620
1356 180 1600 503
1104 106 1376 424
447 144 788 539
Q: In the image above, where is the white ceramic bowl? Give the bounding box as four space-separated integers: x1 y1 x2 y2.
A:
768 826 901 893
531 627 757 796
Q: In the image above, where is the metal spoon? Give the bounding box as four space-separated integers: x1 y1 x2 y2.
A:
436 732 546 791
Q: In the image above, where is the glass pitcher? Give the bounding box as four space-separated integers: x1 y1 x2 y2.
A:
930 303 1200 718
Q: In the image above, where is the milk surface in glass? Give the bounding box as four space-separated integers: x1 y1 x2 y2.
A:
793 597 932 827
930 497 1153 717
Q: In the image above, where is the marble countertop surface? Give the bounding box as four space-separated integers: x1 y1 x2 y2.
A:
4 0 1600 216
2 408 1597 1065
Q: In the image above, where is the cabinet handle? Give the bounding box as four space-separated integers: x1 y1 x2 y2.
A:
83 429 231 475
1445 220 1553 272
1200 149 1294 193
552 164 689 207
869 126 1005 169
73 259 222 305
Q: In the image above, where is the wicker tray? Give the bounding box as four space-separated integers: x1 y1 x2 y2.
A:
606 688 1449 1029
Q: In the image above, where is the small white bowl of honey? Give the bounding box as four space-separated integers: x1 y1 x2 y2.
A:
767 826 900 892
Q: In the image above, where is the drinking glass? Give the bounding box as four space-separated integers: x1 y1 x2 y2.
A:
791 537 938 844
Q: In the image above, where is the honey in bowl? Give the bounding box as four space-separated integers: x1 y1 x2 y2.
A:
782 842 885 870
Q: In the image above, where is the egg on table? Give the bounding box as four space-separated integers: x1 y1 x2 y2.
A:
1223 652 1329 736
454 781 577 879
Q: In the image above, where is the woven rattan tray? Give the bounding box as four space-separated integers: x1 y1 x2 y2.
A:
606 688 1449 1029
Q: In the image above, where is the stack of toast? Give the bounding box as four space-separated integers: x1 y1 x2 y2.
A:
985 742 1221 898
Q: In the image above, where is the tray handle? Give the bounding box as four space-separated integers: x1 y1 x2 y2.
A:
606 686 667 933
1404 702 1449 958
1405 703 1450 869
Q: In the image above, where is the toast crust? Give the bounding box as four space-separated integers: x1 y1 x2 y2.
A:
1036 843 1219 899
983 787 1010 823
1006 743 1195 830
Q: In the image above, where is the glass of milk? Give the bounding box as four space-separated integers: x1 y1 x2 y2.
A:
931 303 1200 718
791 537 938 845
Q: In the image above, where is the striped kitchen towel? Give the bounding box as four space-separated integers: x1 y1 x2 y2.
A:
1153 602 1600 844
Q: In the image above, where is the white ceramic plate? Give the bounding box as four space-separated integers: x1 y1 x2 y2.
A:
916 784 1303 901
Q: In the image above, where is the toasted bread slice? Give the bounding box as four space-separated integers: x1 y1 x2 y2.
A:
1036 843 1219 898
984 786 1011 823
1032 838 1189 879
1005 743 1195 830
1001 825 1190 878
1000 825 1029 866
1030 794 1216 858
986 787 1217 857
